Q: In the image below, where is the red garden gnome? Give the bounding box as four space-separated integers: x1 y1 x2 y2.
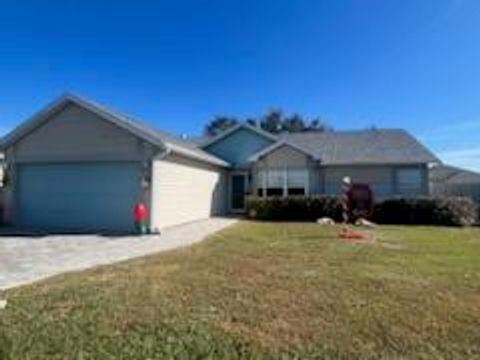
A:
133 202 149 235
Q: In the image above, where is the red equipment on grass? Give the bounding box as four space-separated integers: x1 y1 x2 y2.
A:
339 227 368 240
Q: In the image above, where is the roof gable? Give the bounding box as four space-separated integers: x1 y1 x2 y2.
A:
1 93 229 167
200 122 277 148
1 93 164 150
248 140 319 162
203 125 276 166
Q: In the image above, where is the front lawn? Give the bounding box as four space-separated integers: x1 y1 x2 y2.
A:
1 222 480 359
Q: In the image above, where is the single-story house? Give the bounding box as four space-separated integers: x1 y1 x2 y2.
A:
0 93 440 232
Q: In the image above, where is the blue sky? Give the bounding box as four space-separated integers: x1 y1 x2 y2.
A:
0 0 479 170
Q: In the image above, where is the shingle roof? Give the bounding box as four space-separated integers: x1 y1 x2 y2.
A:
430 165 480 184
82 96 230 167
0 93 229 167
1 94 440 168
278 129 439 165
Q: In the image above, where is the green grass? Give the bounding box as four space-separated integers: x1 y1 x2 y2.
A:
1 222 480 359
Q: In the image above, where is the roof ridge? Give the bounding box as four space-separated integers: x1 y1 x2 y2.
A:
65 93 194 145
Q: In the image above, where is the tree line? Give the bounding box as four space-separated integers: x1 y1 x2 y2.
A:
204 109 331 136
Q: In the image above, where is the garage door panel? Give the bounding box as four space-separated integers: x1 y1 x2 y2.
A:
16 163 140 232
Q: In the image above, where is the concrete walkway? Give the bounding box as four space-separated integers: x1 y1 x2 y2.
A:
0 217 237 290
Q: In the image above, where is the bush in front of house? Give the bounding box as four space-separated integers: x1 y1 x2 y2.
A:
373 196 478 226
246 195 343 221
247 195 478 226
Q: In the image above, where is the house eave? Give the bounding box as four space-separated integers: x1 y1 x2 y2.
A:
166 143 230 167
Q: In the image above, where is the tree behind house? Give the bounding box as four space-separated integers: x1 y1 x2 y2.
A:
204 116 239 136
204 109 331 135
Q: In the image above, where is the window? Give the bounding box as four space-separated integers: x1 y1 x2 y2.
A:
397 168 422 195
287 188 305 196
266 188 283 196
267 170 284 188
287 170 307 196
256 168 308 197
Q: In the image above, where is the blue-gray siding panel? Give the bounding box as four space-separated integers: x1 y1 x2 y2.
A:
205 128 274 166
16 163 141 232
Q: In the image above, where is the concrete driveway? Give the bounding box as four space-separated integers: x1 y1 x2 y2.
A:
0 217 237 290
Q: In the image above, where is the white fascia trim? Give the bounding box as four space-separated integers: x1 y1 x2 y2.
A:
200 122 278 148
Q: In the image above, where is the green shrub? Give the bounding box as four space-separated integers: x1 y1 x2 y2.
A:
246 195 478 226
246 196 343 221
373 196 478 226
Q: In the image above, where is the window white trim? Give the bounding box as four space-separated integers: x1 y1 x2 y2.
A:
257 168 309 197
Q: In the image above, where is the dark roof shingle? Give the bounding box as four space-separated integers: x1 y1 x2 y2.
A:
281 129 439 165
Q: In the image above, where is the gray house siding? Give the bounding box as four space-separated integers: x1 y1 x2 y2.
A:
247 143 429 198
251 145 321 195
11 104 154 163
322 164 429 197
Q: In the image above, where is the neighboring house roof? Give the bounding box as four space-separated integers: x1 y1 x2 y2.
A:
430 165 480 184
277 129 440 165
0 93 229 167
199 122 278 148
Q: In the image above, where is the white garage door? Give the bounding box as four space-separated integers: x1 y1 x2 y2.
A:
16 162 141 232
150 155 226 230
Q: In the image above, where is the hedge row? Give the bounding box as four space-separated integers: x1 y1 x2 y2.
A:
246 196 344 222
246 195 478 226
372 197 478 226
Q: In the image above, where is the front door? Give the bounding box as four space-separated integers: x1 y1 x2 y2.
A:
230 173 247 212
